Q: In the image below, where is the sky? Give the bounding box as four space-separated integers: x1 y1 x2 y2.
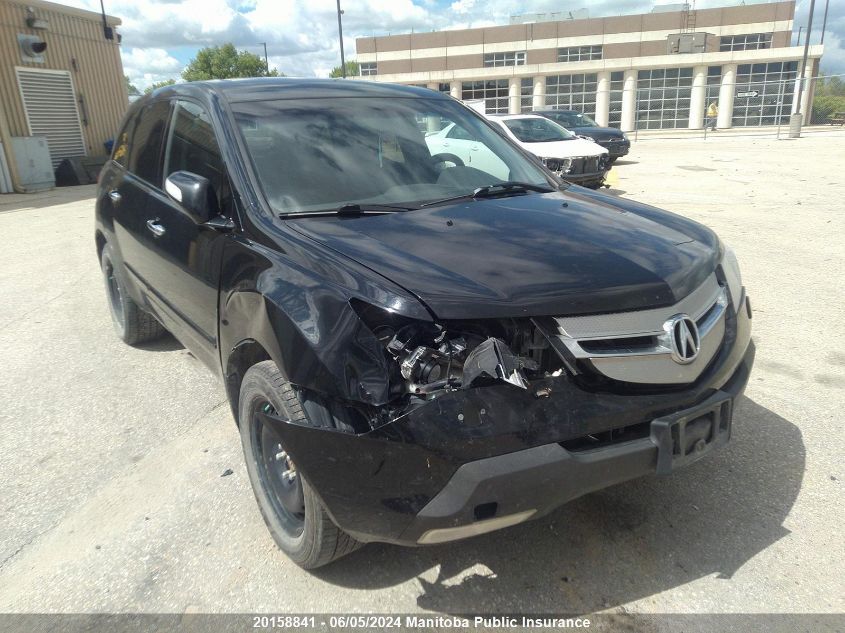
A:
58 0 844 91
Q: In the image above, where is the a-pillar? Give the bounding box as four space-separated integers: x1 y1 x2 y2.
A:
595 71 610 126
620 70 637 132
689 65 707 129
716 64 737 129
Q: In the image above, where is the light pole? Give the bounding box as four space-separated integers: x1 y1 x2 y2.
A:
261 42 268 74
790 0 816 136
336 0 346 78
820 0 830 45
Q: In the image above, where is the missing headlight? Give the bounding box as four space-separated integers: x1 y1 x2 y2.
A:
350 300 564 400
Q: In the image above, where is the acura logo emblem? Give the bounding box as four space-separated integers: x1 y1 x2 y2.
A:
666 314 700 364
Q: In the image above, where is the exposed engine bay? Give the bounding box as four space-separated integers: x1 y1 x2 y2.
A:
356 307 566 402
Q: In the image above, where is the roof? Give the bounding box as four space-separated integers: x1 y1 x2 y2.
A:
5 0 121 25
154 78 452 103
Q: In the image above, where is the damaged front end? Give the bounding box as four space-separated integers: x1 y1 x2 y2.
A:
351 300 564 415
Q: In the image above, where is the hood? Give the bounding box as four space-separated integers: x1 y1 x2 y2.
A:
519 137 607 159
573 127 626 140
287 190 719 320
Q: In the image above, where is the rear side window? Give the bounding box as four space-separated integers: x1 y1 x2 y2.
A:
128 100 171 184
111 113 136 168
163 101 225 204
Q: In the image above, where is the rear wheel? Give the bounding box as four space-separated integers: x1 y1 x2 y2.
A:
100 243 166 345
238 361 361 569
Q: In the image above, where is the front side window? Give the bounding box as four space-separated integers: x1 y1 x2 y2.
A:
163 101 225 206
503 117 575 143
231 97 551 214
127 100 171 183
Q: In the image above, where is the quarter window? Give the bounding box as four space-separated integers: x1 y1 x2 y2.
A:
127 100 171 184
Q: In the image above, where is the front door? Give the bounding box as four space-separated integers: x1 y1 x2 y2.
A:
130 100 233 370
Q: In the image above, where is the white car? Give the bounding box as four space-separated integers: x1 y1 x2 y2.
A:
424 121 511 182
488 114 610 188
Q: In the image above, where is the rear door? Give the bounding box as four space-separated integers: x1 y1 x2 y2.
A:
128 99 233 370
108 99 172 302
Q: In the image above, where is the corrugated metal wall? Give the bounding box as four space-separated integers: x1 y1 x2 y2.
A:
0 0 128 160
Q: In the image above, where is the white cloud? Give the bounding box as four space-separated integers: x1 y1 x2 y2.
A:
55 0 845 82
121 47 183 90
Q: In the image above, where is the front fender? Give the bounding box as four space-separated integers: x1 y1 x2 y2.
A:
218 231 429 407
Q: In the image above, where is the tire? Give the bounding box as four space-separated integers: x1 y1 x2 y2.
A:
100 243 166 345
238 361 362 569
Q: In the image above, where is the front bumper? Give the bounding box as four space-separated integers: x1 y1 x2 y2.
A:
560 170 608 187
598 139 630 158
264 295 753 545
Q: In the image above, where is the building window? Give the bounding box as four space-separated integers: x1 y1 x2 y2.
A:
461 79 509 114
545 73 598 117
608 71 624 128
360 62 377 76
520 78 533 112
635 67 694 129
483 51 526 67
438 83 451 93
732 62 797 127
719 33 772 51
557 45 602 62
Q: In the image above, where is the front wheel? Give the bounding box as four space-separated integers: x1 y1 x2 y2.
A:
238 361 361 569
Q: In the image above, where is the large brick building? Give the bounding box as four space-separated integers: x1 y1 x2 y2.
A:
355 1 823 130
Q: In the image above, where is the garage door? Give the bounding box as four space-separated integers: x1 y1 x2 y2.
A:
15 68 86 167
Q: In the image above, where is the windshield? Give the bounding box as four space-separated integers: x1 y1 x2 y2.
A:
548 111 599 128
231 97 552 215
503 117 575 143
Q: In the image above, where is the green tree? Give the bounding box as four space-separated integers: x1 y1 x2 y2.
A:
182 43 280 81
144 78 177 94
124 75 140 96
811 74 845 123
329 60 360 78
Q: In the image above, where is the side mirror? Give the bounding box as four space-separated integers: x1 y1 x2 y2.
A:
164 171 219 224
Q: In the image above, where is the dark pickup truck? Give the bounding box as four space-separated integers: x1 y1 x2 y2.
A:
96 78 753 569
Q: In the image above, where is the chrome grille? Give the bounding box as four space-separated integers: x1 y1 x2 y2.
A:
554 275 728 385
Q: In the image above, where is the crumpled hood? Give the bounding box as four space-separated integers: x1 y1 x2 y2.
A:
521 137 607 159
287 189 720 320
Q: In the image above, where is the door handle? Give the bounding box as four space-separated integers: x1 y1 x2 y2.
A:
108 190 121 204
146 219 166 237
470 146 479 151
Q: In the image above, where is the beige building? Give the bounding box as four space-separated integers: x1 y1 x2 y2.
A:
0 0 127 192
355 0 823 131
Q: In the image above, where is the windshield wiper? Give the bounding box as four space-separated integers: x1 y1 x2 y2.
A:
278 203 416 219
419 181 555 208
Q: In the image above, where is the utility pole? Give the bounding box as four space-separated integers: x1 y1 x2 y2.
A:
820 0 830 45
790 0 816 136
336 0 346 78
796 26 803 45
261 42 269 74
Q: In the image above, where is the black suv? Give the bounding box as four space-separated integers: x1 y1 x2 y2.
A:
96 79 753 569
534 109 631 162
